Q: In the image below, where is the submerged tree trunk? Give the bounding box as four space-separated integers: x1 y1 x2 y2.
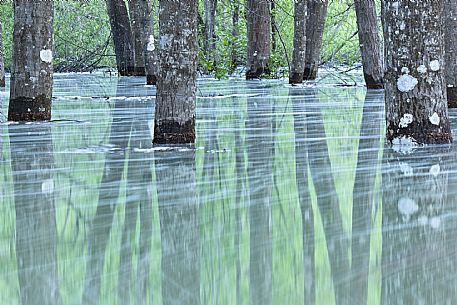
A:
383 0 452 145
445 0 457 107
8 0 54 121
204 0 217 67
106 0 136 76
303 0 328 80
246 0 271 79
153 0 198 144
290 0 307 84
354 0 384 89
0 16 4 87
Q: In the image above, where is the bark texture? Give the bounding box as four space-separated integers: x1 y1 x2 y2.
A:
143 0 159 85
231 0 241 69
289 0 307 84
154 0 198 144
10 125 59 305
0 16 4 87
128 0 147 75
303 0 328 80
354 0 384 89
383 0 452 145
204 0 217 66
445 0 457 107
9 0 54 121
105 0 136 76
246 0 271 79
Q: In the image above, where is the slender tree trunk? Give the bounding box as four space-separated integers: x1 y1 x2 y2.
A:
303 0 327 80
144 0 159 85
246 0 271 79
10 125 59 305
153 0 198 144
271 1 277 53
204 0 217 67
231 0 240 70
383 0 452 145
105 0 136 76
8 0 54 121
289 0 307 84
445 0 457 107
0 15 5 87
128 0 147 76
354 0 384 89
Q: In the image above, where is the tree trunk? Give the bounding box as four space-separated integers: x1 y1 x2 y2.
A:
0 15 5 88
153 0 198 144
303 0 328 80
204 0 217 67
271 1 277 53
8 0 54 121
289 0 307 84
10 125 59 305
231 0 240 70
143 0 159 85
105 0 136 76
383 0 452 145
128 0 147 76
354 0 384 89
445 0 457 107
246 0 271 79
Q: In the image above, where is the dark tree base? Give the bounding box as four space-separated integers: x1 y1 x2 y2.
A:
246 66 268 80
146 75 157 86
8 95 52 121
386 122 453 145
303 67 318 81
118 66 137 76
364 73 384 89
448 88 457 108
153 119 196 144
289 72 304 84
0 78 4 87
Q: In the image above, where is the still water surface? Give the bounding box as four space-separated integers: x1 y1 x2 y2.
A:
1 74 457 305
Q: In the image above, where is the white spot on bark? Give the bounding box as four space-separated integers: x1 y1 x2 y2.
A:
418 216 428 226
399 113 413 128
398 197 418 220
430 60 440 71
397 74 418 92
40 49 53 63
392 136 417 153
147 35 155 51
401 67 410 74
429 112 440 125
42 179 54 194
430 217 441 229
429 164 440 177
417 65 427 74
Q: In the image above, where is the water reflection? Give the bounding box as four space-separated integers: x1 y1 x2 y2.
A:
9 124 59 305
3 74 457 305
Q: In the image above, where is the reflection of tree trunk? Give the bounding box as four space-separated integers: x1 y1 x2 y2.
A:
291 88 315 305
10 125 59 305
247 88 273 305
157 151 200 305
350 91 382 305
83 79 134 304
305 93 349 305
118 99 154 304
381 149 450 305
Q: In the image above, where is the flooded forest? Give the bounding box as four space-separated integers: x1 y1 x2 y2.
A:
0 0 457 305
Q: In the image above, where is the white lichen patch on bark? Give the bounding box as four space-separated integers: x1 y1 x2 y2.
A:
397 74 418 92
429 164 440 177
399 113 413 127
147 35 155 51
429 112 440 125
392 136 418 153
429 60 440 71
417 65 427 74
39 49 53 63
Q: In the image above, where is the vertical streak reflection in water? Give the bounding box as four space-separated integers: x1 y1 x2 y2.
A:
156 149 200 305
10 124 59 305
291 86 315 305
246 81 273 305
306 89 350 305
350 91 383 305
